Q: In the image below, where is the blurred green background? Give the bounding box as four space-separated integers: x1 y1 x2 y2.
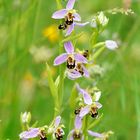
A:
0 0 140 139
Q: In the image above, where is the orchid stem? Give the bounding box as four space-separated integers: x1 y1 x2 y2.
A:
93 46 105 60
83 116 89 140
93 42 105 49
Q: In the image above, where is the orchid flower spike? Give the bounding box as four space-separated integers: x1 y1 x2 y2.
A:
76 84 102 118
52 0 89 36
65 49 89 80
54 41 87 68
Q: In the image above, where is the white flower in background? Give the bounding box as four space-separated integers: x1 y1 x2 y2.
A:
29 46 53 63
105 40 118 50
98 12 109 27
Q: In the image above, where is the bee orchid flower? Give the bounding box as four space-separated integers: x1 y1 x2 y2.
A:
76 84 102 118
67 115 84 140
54 41 88 67
52 0 89 36
52 116 65 140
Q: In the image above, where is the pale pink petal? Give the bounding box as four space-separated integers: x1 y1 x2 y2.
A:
83 92 92 105
54 53 68 65
67 70 82 80
88 130 103 138
54 116 61 128
66 0 76 10
52 9 67 19
76 84 92 105
74 53 88 63
65 24 74 36
79 106 90 118
95 102 102 109
74 22 89 27
73 13 81 21
82 65 89 77
19 128 39 139
74 116 82 129
64 41 74 54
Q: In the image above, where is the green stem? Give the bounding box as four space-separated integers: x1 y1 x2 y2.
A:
59 42 64 110
87 114 103 129
90 30 98 51
83 116 89 140
93 46 105 60
92 42 105 49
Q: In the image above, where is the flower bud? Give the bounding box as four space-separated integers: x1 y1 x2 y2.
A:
20 112 31 124
97 12 109 27
90 18 97 28
105 40 118 50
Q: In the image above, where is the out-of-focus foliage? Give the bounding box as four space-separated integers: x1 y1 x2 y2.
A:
0 0 140 139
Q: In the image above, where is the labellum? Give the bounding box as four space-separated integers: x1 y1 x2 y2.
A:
55 128 64 140
90 106 98 118
65 12 74 25
67 56 76 69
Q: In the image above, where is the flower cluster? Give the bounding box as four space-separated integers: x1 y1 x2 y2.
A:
19 115 64 140
54 41 89 80
66 84 104 140
19 0 118 139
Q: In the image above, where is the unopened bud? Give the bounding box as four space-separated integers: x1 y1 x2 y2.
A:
20 112 31 124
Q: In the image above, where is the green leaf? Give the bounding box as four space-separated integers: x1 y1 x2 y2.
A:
46 63 58 100
90 31 98 47
69 85 77 109
92 46 105 60
31 121 38 128
55 75 60 88
92 42 105 49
